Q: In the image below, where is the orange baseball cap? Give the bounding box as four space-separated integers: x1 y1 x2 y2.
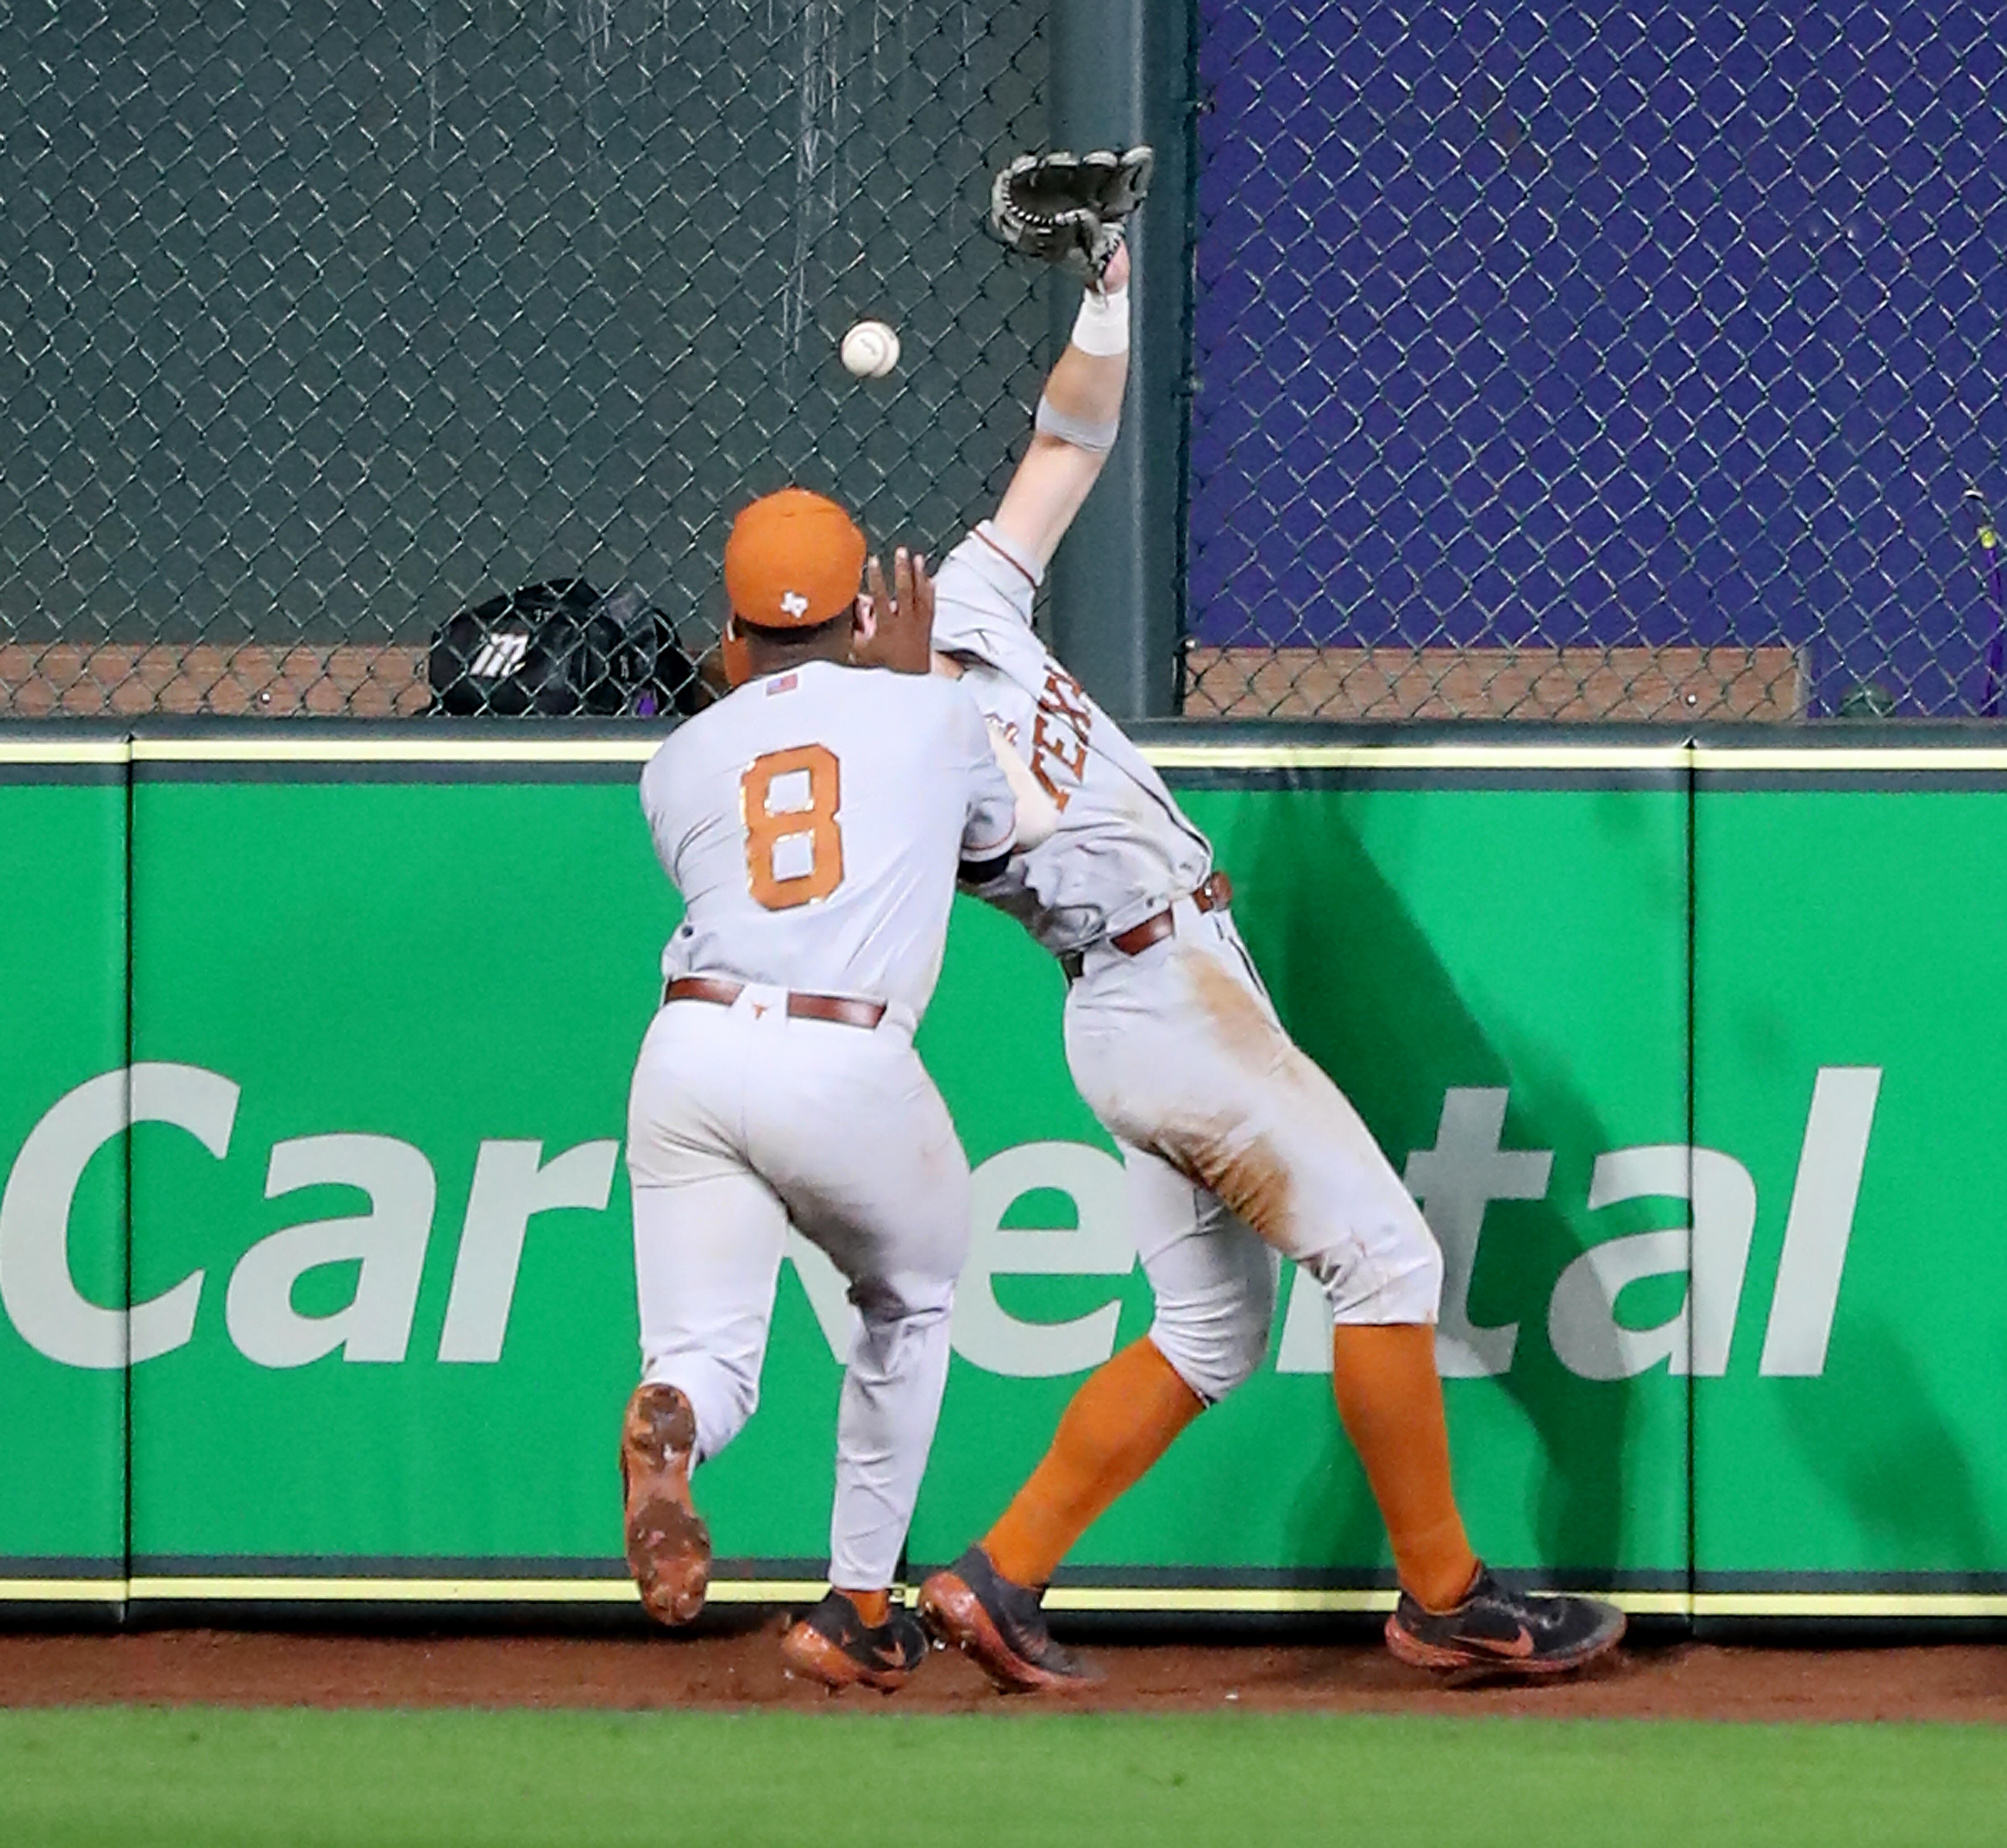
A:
723 488 867 630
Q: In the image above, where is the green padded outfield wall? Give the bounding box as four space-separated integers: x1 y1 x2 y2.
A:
2 731 2004 1622
914 749 1695 1610
0 736 130 1609
1691 750 2007 1617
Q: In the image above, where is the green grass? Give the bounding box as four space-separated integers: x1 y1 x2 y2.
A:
1 1709 2002 1848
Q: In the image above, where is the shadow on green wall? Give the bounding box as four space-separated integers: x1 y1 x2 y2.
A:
1231 786 1646 1582
1773 1318 1995 1573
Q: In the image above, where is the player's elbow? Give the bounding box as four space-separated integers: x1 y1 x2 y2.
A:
1010 786 1061 852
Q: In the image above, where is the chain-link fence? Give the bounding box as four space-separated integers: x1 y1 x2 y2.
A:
0 0 1046 716
6 3 2005 722
1186 1 2007 720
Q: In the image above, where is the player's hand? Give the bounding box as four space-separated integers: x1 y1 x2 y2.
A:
855 548 934 675
1098 236 1130 295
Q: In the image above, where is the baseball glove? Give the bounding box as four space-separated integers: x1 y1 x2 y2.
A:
987 145 1155 286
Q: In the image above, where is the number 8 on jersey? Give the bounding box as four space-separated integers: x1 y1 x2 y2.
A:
742 743 845 911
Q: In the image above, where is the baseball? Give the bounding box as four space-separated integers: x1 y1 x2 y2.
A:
840 319 901 379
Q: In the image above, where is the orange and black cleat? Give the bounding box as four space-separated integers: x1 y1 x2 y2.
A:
780 1591 930 1694
1384 1564 1625 1677
917 1547 1099 1694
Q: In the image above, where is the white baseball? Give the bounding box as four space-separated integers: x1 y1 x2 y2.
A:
840 319 900 379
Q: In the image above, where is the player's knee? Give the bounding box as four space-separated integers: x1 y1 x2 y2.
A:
1325 1217 1444 1326
851 1270 956 1327
1149 1274 1276 1404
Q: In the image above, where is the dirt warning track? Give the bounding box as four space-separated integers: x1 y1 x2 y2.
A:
2 1626 2002 1723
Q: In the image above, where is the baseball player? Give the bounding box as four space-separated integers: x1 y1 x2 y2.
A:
618 488 1046 1692
907 154 1627 1683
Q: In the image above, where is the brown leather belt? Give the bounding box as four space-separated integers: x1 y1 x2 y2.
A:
1060 871 1235 982
662 975 887 1030
1107 870 1235 957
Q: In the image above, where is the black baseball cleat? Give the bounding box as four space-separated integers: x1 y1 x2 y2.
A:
619 1382 711 1626
1384 1564 1627 1677
917 1547 1099 1694
779 1592 930 1694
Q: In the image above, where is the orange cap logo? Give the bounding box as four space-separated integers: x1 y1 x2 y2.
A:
724 489 867 630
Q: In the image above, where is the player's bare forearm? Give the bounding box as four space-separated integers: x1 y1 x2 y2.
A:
1042 324 1130 432
992 243 1133 569
986 715 1061 850
990 431 1111 570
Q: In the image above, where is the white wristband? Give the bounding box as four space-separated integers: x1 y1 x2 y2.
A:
1070 283 1131 357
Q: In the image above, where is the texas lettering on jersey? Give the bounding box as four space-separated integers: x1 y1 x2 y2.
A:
1028 664 1092 810
930 524 1212 957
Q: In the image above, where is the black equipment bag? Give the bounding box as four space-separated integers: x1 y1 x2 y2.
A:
428 579 706 718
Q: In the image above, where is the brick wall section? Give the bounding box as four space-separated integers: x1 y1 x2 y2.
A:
0 646 432 718
1183 646 1807 722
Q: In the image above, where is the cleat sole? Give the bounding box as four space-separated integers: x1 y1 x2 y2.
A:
620 1386 711 1627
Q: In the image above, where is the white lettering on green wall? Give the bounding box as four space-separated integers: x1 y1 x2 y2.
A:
1547 1145 1757 1379
0 1065 1879 1381
1759 1067 1882 1377
950 1142 1133 1377
438 1139 619 1363
1402 1088 1552 1378
0 1064 236 1368
226 1134 437 1366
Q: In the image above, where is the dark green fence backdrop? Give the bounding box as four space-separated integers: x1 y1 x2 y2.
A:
10 2 2003 725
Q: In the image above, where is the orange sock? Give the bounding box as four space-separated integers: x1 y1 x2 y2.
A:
982 1339 1205 1588
834 1586 889 1627
1329 1323 1479 1613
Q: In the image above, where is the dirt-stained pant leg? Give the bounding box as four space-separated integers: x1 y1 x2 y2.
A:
626 995 970 1590
1065 898 1443 1328
1119 1139 1279 1402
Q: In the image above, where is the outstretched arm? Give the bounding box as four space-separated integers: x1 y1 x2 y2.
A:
990 239 1132 571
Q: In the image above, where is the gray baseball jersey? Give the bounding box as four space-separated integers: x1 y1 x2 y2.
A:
639 659 1016 1017
931 520 1443 1374
628 654 1015 1591
930 523 1211 956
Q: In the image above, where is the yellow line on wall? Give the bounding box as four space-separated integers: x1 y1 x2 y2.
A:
173 739 1998 777
0 1580 128 1601
13 735 2007 776
1688 747 2007 773
128 738 660 765
1141 742 1692 773
1040 1586 1399 1615
11 1579 2005 1619
1691 1591 2007 1619
116 1576 823 1605
0 741 131 764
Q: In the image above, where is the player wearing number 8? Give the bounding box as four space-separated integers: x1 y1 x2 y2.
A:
619 487 1028 1690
